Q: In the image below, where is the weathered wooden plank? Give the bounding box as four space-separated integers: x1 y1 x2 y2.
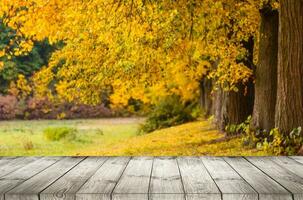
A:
112 157 153 200
271 157 303 178
0 157 16 160
271 156 303 200
185 194 222 200
0 156 301 200
177 157 220 200
40 157 108 200
0 157 17 167
76 157 130 200
290 156 303 165
150 194 184 200
76 194 111 200
5 157 84 200
2 157 61 180
0 180 23 200
112 194 149 200
0 157 38 178
246 156 303 200
201 157 257 200
0 157 61 200
225 157 292 200
149 157 184 200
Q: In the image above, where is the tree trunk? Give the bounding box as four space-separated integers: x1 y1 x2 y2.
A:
203 78 212 116
219 36 255 129
212 83 254 131
275 0 303 134
199 79 206 109
222 83 254 126
212 88 224 131
199 78 212 117
252 7 279 131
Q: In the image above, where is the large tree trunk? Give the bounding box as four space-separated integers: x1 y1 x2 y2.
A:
199 78 212 117
252 7 279 131
275 0 303 134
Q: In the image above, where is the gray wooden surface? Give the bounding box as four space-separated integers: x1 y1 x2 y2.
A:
0 157 302 200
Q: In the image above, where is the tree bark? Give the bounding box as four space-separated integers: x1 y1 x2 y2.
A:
199 79 206 109
203 78 212 116
212 87 224 130
275 0 303 134
252 7 279 131
212 83 254 131
222 83 254 126
199 77 212 117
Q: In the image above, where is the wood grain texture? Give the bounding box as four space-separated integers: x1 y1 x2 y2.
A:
0 180 23 200
0 157 38 178
149 157 184 200
177 157 220 200
290 156 303 165
150 194 185 200
224 157 292 200
0 157 17 167
201 157 257 200
41 157 108 200
76 157 130 200
113 157 153 200
5 157 84 200
0 156 301 200
271 156 303 200
0 157 61 200
246 156 303 200
2 157 61 180
271 157 303 178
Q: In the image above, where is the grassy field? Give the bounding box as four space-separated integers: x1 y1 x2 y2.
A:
0 118 269 156
0 118 143 156
96 120 269 156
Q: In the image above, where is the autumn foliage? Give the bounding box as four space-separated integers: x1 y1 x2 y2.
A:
0 0 266 104
0 0 302 155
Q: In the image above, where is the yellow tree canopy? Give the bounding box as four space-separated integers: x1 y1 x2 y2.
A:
0 0 278 106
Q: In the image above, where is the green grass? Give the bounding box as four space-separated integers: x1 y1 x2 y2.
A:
0 118 269 156
0 118 143 156
95 120 269 156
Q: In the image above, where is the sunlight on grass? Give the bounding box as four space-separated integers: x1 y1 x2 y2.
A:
0 118 269 156
81 120 270 156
